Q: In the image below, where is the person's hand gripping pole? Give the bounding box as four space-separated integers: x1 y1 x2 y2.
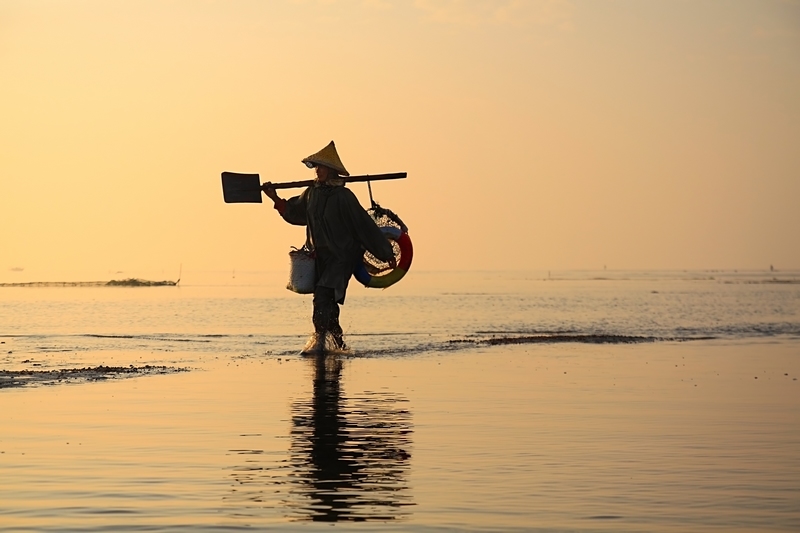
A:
263 183 280 202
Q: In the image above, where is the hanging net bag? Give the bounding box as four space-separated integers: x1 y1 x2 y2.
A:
354 202 413 289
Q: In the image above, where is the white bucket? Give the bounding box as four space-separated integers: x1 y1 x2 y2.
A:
287 248 315 294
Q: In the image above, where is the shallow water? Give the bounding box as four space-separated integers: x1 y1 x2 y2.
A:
1 269 798 365
1 270 799 531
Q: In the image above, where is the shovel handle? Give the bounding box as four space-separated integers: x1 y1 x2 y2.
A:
262 172 407 190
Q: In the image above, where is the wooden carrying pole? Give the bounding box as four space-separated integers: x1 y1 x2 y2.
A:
263 172 407 190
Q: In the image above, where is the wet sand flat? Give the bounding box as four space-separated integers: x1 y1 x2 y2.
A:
1 340 799 532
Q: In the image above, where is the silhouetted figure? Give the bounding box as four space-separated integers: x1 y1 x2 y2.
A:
264 141 395 354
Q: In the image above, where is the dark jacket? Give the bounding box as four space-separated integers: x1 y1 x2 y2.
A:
281 183 394 303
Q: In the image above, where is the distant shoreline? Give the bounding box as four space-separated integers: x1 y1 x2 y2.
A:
0 278 179 288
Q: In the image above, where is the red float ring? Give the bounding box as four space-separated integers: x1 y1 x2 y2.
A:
353 227 413 288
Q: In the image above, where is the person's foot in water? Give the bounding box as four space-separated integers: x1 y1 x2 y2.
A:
331 332 347 352
300 332 326 355
329 322 347 352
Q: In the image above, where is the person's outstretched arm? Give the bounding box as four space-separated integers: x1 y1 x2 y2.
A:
264 183 308 226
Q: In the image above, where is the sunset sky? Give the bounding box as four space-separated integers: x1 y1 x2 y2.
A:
1 0 798 279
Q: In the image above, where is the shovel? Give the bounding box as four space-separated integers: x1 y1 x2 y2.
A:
221 171 407 203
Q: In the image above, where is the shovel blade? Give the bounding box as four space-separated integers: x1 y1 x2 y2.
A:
221 172 263 203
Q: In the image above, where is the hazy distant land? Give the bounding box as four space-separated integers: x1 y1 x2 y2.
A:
0 278 179 288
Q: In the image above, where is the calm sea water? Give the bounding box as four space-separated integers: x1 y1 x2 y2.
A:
1 270 799 531
1 269 799 366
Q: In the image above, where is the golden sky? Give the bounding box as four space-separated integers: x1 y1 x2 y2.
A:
1 0 798 278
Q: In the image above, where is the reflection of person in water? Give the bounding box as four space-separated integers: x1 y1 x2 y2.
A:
224 355 413 522
287 354 413 522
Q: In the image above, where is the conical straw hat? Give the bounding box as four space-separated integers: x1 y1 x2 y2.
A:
301 140 350 176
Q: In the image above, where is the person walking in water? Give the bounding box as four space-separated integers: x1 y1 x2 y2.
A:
264 141 396 355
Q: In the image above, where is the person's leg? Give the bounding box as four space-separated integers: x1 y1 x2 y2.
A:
311 286 346 351
328 303 346 350
312 286 336 335
303 286 336 354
